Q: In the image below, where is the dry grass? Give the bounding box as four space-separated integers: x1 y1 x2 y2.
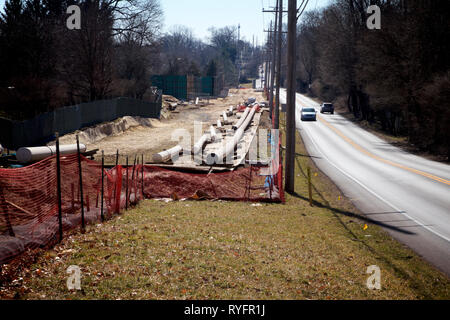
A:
1 115 449 300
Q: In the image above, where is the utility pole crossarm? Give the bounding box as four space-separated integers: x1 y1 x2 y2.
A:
264 30 288 34
263 9 288 13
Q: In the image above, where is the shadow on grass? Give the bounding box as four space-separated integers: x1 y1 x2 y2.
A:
292 155 415 235
288 190 414 236
295 152 322 160
292 154 438 299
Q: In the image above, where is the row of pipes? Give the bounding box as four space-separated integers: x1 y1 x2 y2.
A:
10 104 258 166
206 105 258 165
152 104 259 165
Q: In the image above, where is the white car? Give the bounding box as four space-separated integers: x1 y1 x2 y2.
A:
301 108 317 121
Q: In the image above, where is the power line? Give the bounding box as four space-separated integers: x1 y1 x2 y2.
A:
297 0 310 20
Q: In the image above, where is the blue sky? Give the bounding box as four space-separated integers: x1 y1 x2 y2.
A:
161 0 330 44
0 0 331 45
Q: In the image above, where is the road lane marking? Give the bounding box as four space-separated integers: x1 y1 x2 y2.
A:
317 116 450 186
291 92 450 187
300 124 450 243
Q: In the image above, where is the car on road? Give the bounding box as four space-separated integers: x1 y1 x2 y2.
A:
301 108 317 121
320 103 334 114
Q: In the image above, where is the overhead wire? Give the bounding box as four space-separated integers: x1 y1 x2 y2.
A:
297 0 310 20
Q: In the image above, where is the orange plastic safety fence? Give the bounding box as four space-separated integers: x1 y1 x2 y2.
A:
0 142 284 265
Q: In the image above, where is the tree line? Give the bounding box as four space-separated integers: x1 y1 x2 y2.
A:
0 0 263 120
294 0 450 159
159 25 263 87
0 0 163 119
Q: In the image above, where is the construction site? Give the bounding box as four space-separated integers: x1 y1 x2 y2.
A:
1 0 449 304
0 88 284 269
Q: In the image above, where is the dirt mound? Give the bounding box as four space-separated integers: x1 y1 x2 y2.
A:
49 116 159 146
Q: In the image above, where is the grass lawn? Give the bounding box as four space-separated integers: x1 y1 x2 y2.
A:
1 116 449 300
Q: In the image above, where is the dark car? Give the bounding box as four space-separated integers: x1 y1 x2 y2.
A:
320 103 334 114
301 107 317 121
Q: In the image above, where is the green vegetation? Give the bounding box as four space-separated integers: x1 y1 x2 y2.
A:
2 121 449 300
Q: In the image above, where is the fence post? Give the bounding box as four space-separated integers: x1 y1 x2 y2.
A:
114 150 119 203
130 155 137 205
76 135 85 232
141 154 144 200
308 167 313 207
125 156 129 210
55 132 63 242
101 150 105 222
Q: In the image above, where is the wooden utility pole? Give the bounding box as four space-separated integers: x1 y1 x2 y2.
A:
264 34 270 93
268 20 275 116
237 24 241 87
274 0 283 130
285 0 297 193
269 1 279 120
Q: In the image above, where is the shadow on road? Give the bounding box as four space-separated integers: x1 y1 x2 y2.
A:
290 154 438 298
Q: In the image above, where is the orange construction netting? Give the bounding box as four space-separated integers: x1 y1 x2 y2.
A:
0 137 284 266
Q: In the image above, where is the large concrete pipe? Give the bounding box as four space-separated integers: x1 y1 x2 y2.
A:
217 120 223 128
232 107 251 131
227 106 234 116
193 134 209 155
206 105 258 165
152 145 183 163
222 111 229 125
209 126 217 142
17 144 87 164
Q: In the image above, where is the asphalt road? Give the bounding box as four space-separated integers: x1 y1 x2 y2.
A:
280 90 450 276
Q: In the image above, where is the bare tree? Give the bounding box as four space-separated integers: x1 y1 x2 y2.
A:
58 0 163 102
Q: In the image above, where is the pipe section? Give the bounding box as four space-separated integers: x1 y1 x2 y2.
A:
232 107 251 131
206 105 258 165
210 126 217 142
17 144 87 164
152 145 183 163
193 134 209 155
222 112 229 125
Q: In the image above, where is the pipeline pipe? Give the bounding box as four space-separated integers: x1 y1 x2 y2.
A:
206 105 258 165
217 120 223 128
17 144 87 164
222 111 229 125
193 134 209 155
232 107 251 131
209 126 217 142
152 145 183 163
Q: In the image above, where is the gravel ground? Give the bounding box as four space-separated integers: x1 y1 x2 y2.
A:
55 89 265 165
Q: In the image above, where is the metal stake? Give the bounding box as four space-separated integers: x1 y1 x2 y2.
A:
125 156 129 210
101 151 105 222
56 132 63 242
76 135 85 232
